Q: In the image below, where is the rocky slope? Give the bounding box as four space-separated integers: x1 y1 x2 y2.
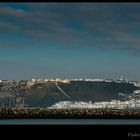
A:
0 80 139 107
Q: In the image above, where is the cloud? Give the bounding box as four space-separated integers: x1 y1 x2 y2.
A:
0 3 140 53
0 21 21 33
0 7 27 17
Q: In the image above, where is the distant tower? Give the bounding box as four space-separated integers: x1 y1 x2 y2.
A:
120 75 123 81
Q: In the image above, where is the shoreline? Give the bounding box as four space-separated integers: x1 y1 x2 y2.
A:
0 108 140 119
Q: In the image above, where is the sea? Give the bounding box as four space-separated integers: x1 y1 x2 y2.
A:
0 119 140 125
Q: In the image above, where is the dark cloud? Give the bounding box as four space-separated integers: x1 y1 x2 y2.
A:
0 21 21 33
0 3 140 53
0 7 28 17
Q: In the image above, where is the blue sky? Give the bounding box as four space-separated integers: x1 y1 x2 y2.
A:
0 3 140 80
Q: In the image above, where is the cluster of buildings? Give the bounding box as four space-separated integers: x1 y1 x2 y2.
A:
49 99 140 109
0 77 139 93
25 78 107 88
0 75 139 86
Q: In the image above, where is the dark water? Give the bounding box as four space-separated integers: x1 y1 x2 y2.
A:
0 119 140 125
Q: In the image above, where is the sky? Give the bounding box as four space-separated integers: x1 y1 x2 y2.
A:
0 3 140 80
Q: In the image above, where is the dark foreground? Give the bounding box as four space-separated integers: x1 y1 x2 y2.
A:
0 108 140 119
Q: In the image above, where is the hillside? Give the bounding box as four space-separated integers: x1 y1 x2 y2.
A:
26 81 139 107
